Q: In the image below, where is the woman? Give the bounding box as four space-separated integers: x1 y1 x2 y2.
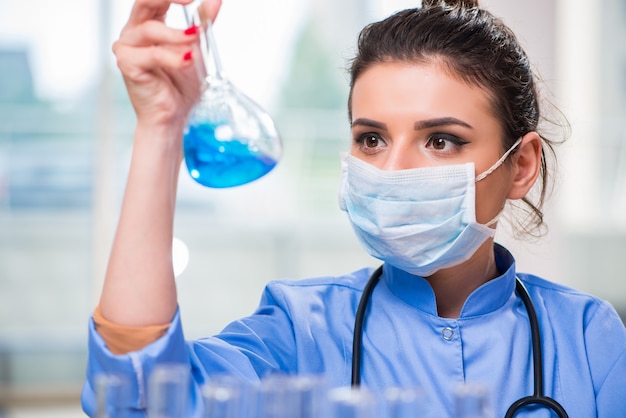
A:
82 0 626 416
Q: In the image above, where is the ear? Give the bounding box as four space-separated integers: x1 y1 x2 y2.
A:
506 132 542 200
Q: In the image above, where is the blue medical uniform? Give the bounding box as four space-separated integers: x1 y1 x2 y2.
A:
81 245 626 417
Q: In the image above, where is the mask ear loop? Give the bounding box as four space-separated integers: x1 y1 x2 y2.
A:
476 137 523 228
484 210 502 227
475 137 523 182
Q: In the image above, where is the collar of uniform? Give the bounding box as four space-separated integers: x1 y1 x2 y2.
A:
381 243 517 318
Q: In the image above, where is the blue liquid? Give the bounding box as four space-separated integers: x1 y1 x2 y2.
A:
183 122 278 188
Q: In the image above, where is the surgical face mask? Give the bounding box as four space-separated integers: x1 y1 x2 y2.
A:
338 138 522 277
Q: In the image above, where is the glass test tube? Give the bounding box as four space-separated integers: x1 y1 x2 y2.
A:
282 374 328 418
148 363 190 418
254 374 328 418
95 373 131 418
383 386 430 418
203 374 249 418
453 383 493 418
327 386 380 418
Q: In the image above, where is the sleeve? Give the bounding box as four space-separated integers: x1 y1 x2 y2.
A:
210 282 298 374
92 305 170 355
81 308 197 417
584 301 626 415
81 283 299 417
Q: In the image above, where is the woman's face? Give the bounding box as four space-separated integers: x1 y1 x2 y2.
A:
349 61 516 225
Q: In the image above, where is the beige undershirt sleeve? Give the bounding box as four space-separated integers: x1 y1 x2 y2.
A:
92 305 171 355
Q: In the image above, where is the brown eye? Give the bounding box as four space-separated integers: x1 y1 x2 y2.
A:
425 133 469 154
365 135 380 148
355 133 385 149
432 137 446 150
353 132 387 155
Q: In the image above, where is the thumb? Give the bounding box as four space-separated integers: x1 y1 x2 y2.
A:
198 0 222 24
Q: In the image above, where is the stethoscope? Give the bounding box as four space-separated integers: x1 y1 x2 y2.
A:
351 265 569 417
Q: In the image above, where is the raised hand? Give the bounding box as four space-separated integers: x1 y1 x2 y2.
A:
99 0 221 327
113 0 222 130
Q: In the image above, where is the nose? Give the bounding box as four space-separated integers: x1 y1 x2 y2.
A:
378 142 424 171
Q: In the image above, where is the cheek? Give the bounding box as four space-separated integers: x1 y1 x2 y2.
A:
474 172 514 223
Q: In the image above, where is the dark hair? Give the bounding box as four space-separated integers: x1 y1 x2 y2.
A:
347 0 568 237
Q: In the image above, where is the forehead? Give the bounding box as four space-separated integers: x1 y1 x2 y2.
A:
350 61 498 127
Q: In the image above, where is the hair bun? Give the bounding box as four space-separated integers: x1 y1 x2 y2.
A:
421 0 479 8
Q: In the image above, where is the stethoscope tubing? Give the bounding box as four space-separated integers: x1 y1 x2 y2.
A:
504 280 569 418
351 265 569 418
351 265 383 386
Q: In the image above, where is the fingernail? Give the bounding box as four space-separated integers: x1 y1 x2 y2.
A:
183 51 193 61
184 25 198 35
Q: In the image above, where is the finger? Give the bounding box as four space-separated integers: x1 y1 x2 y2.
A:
128 0 194 26
114 42 196 81
120 19 199 48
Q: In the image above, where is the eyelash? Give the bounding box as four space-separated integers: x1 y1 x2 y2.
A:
353 132 385 148
425 133 469 150
353 132 469 152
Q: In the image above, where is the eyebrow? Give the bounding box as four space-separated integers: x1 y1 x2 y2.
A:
351 117 473 130
351 118 387 129
414 117 473 130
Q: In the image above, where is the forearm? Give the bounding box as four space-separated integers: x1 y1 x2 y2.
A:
99 122 184 326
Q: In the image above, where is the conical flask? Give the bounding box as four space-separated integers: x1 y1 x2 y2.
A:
183 3 282 188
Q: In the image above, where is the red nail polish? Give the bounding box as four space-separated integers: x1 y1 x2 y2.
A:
183 51 193 61
184 26 198 35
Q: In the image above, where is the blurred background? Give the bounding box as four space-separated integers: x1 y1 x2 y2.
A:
0 0 624 415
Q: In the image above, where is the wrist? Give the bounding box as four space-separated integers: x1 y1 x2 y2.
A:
133 121 185 161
